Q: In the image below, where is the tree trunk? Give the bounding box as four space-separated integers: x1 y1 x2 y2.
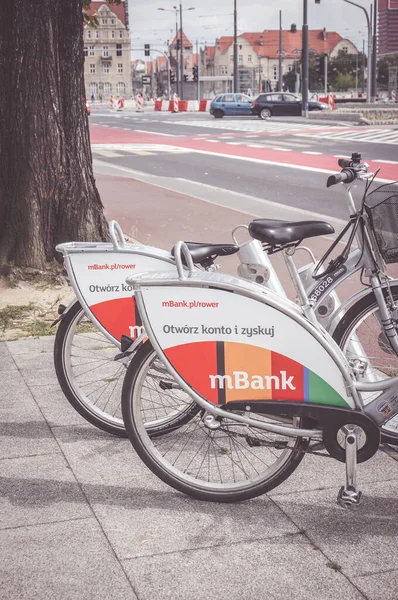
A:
0 0 108 270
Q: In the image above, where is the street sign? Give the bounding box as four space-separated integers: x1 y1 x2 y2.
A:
142 75 151 85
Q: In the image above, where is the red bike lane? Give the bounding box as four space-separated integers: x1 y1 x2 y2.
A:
90 124 398 182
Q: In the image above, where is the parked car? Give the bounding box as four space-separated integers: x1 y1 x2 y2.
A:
86 98 91 115
250 92 329 119
210 93 253 118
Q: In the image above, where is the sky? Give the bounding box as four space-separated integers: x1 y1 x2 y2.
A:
128 0 372 60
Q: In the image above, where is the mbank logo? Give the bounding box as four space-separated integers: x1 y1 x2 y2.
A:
209 371 296 391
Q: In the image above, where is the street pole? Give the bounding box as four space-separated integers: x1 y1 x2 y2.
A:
233 0 238 93
258 54 261 93
361 39 365 94
180 3 184 100
175 11 179 97
302 0 309 118
343 0 372 103
278 10 283 92
324 54 328 96
196 39 200 101
355 53 358 97
371 0 377 102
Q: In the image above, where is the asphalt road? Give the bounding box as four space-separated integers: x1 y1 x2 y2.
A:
89 108 398 222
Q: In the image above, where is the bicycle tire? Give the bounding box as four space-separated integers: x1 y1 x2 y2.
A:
122 340 309 503
332 284 398 445
54 299 128 436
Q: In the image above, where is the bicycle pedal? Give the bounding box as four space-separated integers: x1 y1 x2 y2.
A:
337 486 362 509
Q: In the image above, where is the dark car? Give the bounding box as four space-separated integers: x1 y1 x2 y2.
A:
210 93 253 118
250 92 329 119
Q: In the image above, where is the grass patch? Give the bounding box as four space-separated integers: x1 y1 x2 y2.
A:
0 303 37 332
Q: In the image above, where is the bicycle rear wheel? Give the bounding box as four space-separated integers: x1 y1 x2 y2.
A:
122 341 309 502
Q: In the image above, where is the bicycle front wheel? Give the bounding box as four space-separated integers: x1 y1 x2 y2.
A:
122 341 309 503
332 284 398 445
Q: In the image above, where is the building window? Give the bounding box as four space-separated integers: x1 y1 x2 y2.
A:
84 47 88 57
102 46 109 57
342 46 348 53
87 30 92 39
116 82 126 95
96 30 100 39
102 19 107 24
119 30 123 38
89 46 95 56
288 64 293 72
116 44 122 57
111 30 115 38
248 54 252 63
118 63 123 73
230 55 234 62
239 55 243 62
273 65 278 80
220 65 227 75
90 63 96 74
89 82 98 97
103 63 110 74
104 82 112 94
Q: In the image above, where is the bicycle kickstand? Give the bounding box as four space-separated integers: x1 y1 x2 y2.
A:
337 425 362 509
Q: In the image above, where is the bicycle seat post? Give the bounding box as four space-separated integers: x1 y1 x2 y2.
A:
283 247 318 325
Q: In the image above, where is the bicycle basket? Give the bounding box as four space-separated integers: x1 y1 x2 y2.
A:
365 182 398 264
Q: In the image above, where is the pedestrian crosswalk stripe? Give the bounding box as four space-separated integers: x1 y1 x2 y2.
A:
295 129 398 145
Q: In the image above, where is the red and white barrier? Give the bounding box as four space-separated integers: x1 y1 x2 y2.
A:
136 94 144 112
392 90 396 102
154 99 210 112
173 94 179 113
116 96 124 111
109 95 114 109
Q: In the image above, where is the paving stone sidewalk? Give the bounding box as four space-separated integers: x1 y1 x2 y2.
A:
1 336 398 600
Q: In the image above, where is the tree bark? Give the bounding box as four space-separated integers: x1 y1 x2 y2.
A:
0 0 108 269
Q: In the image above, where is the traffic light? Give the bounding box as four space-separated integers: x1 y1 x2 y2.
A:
184 74 189 82
144 44 150 56
192 65 198 82
315 0 321 4
176 39 181 51
170 70 176 84
315 54 325 76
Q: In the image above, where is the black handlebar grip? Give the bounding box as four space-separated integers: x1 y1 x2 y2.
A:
327 173 344 188
326 169 355 188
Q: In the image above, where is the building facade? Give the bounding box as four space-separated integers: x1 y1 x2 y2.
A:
201 27 358 95
83 1 131 100
378 0 398 56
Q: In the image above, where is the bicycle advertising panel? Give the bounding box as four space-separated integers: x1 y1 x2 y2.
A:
136 277 354 409
59 246 176 344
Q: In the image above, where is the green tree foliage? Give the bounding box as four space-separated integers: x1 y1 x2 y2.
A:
283 49 364 92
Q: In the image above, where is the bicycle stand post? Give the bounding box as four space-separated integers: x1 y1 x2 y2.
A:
337 425 362 509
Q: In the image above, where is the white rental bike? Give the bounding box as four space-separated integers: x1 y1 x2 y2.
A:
120 156 398 507
56 154 398 446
